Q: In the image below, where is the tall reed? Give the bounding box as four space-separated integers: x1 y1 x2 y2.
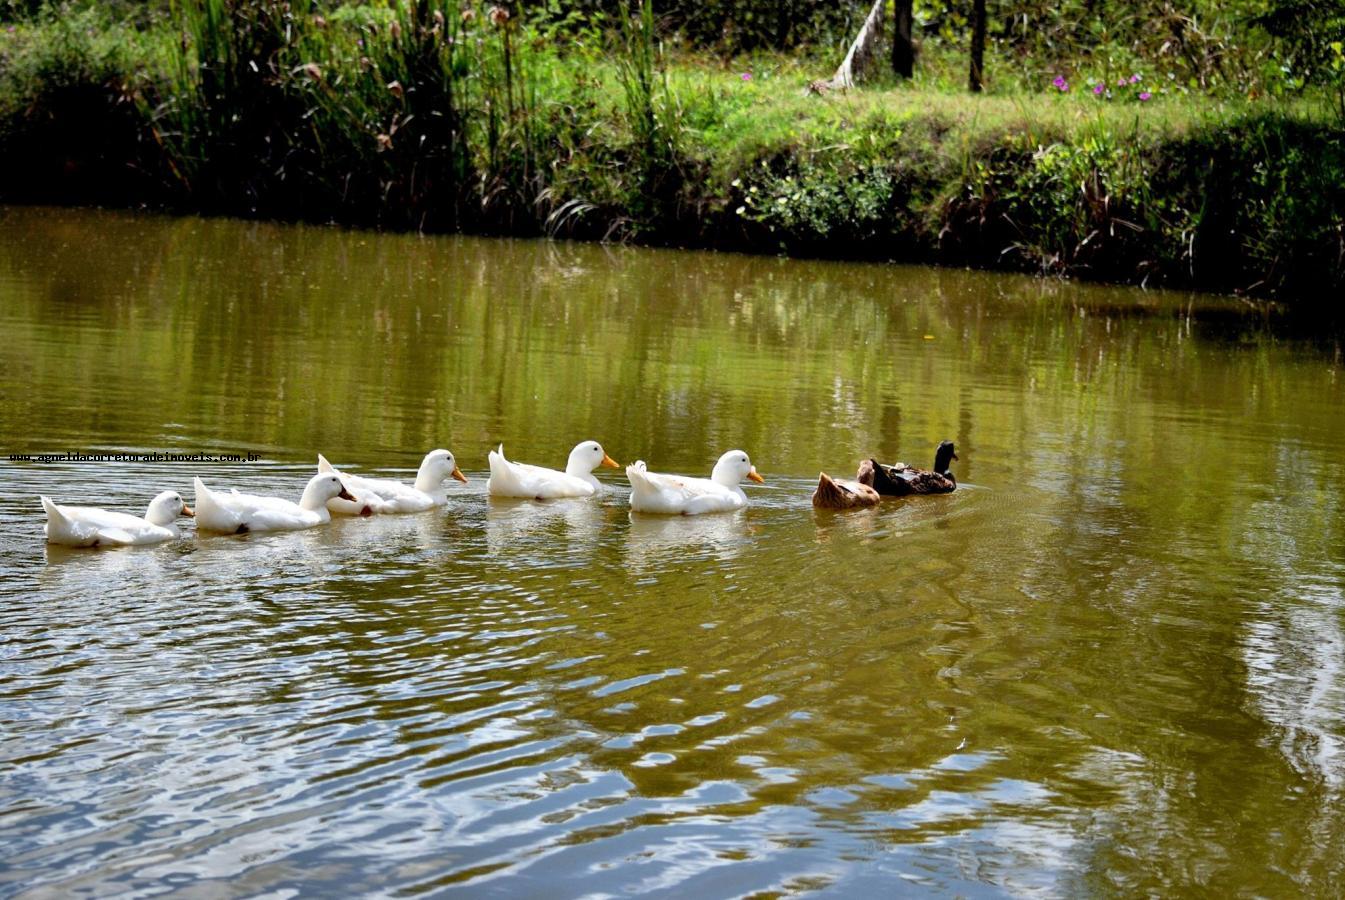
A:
616 0 683 225
149 0 551 227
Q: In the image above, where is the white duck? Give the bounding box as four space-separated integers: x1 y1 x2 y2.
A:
193 472 355 534
487 441 619 499
41 491 194 547
626 450 764 515
317 449 467 515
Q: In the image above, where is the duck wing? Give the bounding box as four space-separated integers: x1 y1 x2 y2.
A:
489 446 592 499
903 470 957 494
316 456 386 515
194 478 318 533
342 473 431 513
43 497 173 546
75 508 172 544
857 459 913 496
627 463 741 514
232 492 322 531
812 473 879 509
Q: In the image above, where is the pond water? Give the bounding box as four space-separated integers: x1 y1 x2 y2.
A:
2 206 1343 897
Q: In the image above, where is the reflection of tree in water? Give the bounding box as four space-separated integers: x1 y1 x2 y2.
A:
7 209 1345 892
6 206 1301 482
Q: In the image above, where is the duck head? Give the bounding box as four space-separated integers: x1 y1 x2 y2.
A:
300 472 357 510
933 440 958 478
145 490 194 525
711 450 764 487
417 448 468 492
565 440 619 477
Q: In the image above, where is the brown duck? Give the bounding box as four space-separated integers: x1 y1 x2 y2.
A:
857 440 958 496
811 472 881 509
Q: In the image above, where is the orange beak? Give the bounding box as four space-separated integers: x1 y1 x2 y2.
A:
452 466 468 483
181 504 195 517
601 453 620 469
338 486 356 502
747 467 764 484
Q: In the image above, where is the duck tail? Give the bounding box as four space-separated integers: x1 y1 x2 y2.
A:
317 453 335 474
41 495 91 545
624 460 654 495
811 473 846 509
193 476 223 524
40 495 67 527
486 444 513 496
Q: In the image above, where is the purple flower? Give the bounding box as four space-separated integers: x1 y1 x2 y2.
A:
1130 73 1142 84
740 72 752 82
1052 75 1070 92
1093 84 1105 95
1139 91 1152 101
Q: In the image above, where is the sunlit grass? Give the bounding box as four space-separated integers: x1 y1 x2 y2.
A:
0 4 1339 300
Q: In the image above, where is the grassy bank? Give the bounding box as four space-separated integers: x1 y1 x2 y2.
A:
1 1 1342 303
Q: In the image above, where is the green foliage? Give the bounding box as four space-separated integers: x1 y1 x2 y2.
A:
0 2 1341 301
517 0 862 53
146 1 567 227
1163 114 1345 292
914 0 1275 95
993 124 1159 276
654 0 860 53
1254 0 1345 120
0 4 164 202
0 4 148 104
615 0 685 226
1254 0 1345 79
735 159 898 248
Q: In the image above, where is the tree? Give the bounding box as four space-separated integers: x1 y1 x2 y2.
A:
969 0 987 91
892 0 915 79
819 0 885 90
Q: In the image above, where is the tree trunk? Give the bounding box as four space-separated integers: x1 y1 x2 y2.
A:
892 0 914 79
969 0 987 92
817 0 885 91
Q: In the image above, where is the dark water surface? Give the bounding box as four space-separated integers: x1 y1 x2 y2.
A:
2 207 1343 897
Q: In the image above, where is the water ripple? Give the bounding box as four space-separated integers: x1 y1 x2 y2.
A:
3 209 1344 896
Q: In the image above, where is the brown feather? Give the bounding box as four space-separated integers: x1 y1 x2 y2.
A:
812 472 880 509
855 443 957 497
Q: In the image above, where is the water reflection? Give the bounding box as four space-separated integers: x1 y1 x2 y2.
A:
484 496 608 562
1 207 1344 896
624 512 753 570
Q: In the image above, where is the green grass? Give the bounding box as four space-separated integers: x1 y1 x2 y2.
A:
0 2 1341 302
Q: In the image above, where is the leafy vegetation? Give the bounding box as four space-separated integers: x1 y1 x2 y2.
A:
0 1 1341 302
